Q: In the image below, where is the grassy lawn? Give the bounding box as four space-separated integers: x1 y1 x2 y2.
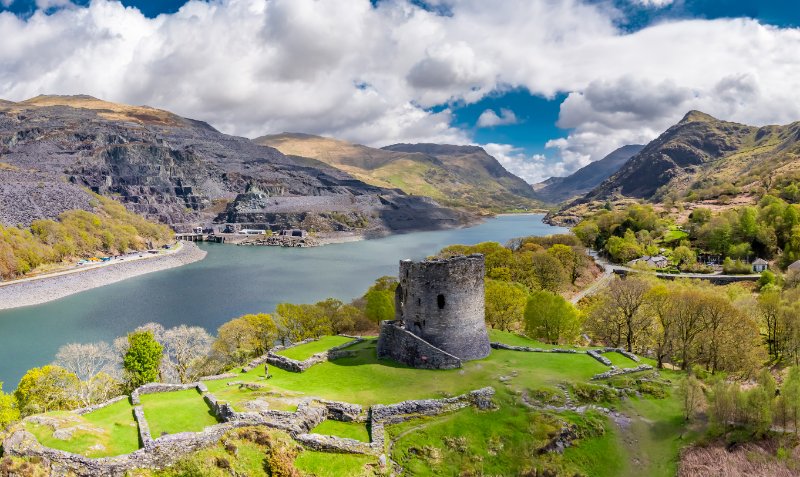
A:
276 336 355 361
311 420 371 442
616 386 700 477
603 351 640 368
207 338 608 406
25 400 139 457
662 227 688 243
140 389 220 437
294 451 379 477
387 389 624 476
211 384 300 412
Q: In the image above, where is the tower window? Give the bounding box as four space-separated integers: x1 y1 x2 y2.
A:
437 294 446 309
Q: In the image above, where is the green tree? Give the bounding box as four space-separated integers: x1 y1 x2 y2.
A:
484 279 528 331
364 290 395 323
672 245 696 268
679 375 705 421
14 365 79 415
524 291 580 344
782 367 800 434
529 251 567 292
123 330 164 389
0 382 20 429
547 244 586 284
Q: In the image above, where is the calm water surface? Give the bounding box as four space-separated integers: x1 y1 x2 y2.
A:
0 214 565 386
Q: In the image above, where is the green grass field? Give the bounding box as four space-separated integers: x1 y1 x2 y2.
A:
293 451 379 477
140 389 220 437
311 420 371 442
22 334 690 477
25 399 139 457
603 351 640 368
206 338 609 406
276 335 355 361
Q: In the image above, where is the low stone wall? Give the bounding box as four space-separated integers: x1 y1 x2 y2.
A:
264 337 363 373
587 349 612 366
74 395 129 415
370 387 495 425
131 382 205 405
240 338 318 372
490 342 578 354
376 321 462 369
316 399 363 422
603 347 640 362
295 433 376 455
133 406 153 449
199 372 238 381
591 364 654 380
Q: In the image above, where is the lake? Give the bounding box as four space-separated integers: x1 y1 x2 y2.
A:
0 214 566 386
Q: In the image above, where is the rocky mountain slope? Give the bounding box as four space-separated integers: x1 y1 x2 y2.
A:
0 96 474 234
255 134 540 212
546 110 800 224
532 144 643 203
580 111 800 202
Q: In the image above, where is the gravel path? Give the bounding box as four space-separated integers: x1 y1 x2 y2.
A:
0 242 207 311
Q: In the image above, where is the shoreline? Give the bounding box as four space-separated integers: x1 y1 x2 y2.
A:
0 242 207 311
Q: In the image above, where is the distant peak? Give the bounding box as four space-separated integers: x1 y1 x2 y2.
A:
679 110 718 124
382 143 485 155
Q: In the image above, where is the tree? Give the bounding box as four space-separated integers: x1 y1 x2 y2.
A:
782 367 800 434
275 303 332 342
364 290 395 323
484 279 528 331
606 277 651 353
547 244 586 285
162 325 214 383
672 287 708 370
123 330 163 389
759 289 782 358
54 342 117 406
645 284 675 369
15 365 79 415
679 375 705 421
672 246 696 268
214 317 263 364
0 382 19 429
524 291 580 344
529 251 567 292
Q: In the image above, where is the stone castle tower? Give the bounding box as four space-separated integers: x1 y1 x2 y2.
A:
377 254 491 369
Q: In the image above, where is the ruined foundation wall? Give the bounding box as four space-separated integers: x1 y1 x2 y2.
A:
376 321 462 369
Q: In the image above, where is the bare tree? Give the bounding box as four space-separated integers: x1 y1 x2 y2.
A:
54 342 117 406
162 325 213 383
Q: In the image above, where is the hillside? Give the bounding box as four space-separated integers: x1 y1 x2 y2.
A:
580 111 800 202
533 144 644 203
255 134 541 212
0 96 474 235
547 111 800 224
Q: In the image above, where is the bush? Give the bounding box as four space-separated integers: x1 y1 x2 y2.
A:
570 383 618 404
722 258 753 274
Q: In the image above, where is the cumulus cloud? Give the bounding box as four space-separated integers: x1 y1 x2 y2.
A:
0 0 799 180
477 108 518 127
483 143 556 184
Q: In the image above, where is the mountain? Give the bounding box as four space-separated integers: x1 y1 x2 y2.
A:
0 95 474 234
579 110 800 203
532 144 644 203
255 134 540 212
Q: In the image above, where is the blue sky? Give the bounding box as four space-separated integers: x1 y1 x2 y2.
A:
1 1 799 183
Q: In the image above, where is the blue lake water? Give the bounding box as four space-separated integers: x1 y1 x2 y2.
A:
0 214 565 386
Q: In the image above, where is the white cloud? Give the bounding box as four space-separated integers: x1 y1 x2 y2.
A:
483 143 555 184
0 0 799 180
477 108 517 127
631 0 674 7
35 0 73 10
0 0 14 7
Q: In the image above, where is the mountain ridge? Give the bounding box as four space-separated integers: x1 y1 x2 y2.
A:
0 95 475 234
255 133 540 213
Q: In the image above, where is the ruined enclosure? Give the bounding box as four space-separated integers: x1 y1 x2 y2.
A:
378 254 491 368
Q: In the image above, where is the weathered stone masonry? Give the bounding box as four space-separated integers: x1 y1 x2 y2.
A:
378 254 492 369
